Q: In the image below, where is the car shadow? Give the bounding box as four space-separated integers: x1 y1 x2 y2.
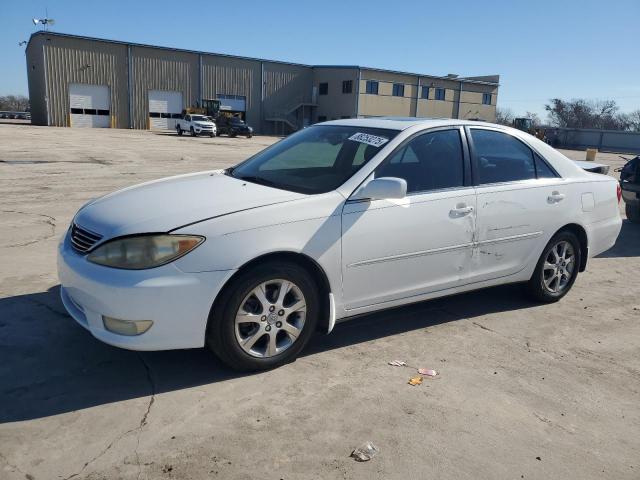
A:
0 283 537 424
595 219 640 258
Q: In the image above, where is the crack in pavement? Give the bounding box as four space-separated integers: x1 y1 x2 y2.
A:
26 297 68 318
472 321 497 333
0 451 31 479
61 354 156 480
0 210 57 248
135 353 156 480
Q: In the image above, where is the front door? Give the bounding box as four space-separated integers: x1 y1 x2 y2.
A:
341 127 476 311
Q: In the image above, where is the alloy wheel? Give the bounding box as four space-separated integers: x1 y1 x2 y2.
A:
542 240 575 294
234 279 307 358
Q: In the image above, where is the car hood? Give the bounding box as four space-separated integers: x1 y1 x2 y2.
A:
73 171 306 239
195 122 214 127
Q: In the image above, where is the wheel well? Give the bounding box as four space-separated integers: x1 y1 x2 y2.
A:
212 252 332 332
558 223 588 272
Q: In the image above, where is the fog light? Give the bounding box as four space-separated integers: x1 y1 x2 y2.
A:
103 316 153 336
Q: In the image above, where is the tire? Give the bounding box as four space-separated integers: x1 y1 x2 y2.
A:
190 127 197 137
525 230 581 303
626 202 640 223
247 133 252 138
176 126 183 136
206 261 320 371
230 130 237 138
209 133 214 138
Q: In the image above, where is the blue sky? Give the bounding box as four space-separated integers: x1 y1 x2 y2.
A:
1 0 638 118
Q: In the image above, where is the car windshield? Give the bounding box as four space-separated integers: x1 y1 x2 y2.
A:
191 115 206 121
229 125 399 194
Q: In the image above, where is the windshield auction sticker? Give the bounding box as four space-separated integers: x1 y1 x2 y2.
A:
348 132 389 148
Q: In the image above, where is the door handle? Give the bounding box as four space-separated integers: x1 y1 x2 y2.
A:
450 203 474 217
548 191 565 204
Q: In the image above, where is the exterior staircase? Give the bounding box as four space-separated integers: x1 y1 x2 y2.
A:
265 96 317 133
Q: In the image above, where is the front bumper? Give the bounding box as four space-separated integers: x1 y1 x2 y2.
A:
57 233 234 350
194 126 216 135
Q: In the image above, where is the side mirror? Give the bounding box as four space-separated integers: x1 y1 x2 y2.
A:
351 177 407 201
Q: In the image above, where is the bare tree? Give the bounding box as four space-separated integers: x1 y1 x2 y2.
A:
0 95 30 111
545 98 629 130
624 110 640 132
495 107 514 126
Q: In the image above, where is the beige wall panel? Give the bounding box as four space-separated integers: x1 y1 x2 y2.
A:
459 103 496 122
25 36 47 125
37 35 129 127
131 46 198 129
313 68 358 120
358 94 413 117
416 100 456 118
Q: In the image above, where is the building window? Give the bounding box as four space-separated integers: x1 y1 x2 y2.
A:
435 88 446 101
319 83 328 95
341 115 350 119
421 86 429 99
482 93 492 105
317 115 327 122
342 80 353 94
365 80 379 95
392 83 405 97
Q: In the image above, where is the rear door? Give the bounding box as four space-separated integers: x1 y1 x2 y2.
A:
341 127 476 310
466 127 564 283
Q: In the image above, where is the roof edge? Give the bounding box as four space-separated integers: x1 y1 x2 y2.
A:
27 31 499 85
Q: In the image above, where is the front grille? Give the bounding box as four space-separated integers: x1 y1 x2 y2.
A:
70 223 103 253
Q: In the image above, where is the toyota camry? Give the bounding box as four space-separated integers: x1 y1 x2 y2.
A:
58 118 622 370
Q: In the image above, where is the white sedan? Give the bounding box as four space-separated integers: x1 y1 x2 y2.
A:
58 118 622 370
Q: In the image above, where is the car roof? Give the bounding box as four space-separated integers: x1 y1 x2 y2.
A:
319 117 501 131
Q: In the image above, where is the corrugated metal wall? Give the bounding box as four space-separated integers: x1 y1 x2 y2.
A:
130 46 198 130
201 56 261 129
38 35 129 127
25 37 47 126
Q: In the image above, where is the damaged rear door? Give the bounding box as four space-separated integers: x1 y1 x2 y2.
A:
466 127 562 283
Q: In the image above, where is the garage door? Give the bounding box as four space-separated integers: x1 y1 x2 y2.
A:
148 90 183 130
69 84 111 128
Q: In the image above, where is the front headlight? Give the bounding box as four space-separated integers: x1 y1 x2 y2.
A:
87 234 204 269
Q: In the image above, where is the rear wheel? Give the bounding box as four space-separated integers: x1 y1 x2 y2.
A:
626 203 640 223
525 231 581 303
176 126 183 136
206 262 319 371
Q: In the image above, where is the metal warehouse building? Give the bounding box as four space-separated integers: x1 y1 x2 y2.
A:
26 31 499 134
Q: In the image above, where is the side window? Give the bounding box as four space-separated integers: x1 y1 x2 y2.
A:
471 129 536 184
534 154 558 178
375 129 465 194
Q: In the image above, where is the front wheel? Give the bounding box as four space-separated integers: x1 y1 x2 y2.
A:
206 262 320 371
626 202 640 223
190 127 197 137
525 231 581 303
